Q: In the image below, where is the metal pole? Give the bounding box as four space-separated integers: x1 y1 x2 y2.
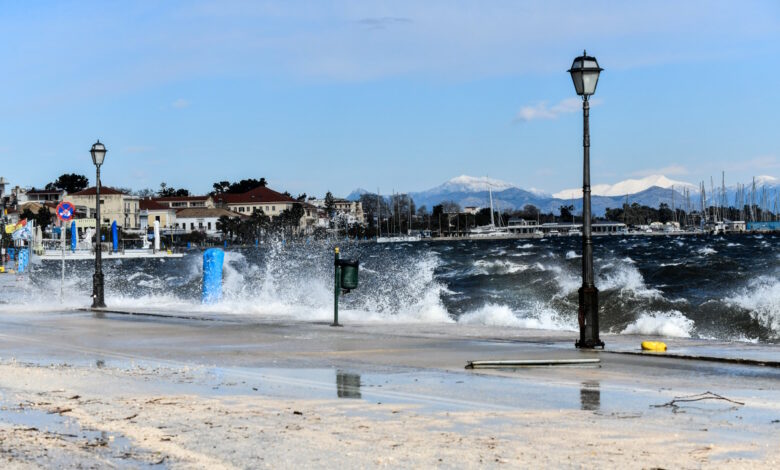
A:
331 246 341 327
576 97 603 349
61 220 65 303
92 165 105 308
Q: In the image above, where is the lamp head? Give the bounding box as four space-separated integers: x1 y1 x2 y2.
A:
90 140 107 166
568 50 603 97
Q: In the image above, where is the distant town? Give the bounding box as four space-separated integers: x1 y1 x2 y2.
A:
2 171 779 250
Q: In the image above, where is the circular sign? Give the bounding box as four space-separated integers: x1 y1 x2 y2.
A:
56 201 75 221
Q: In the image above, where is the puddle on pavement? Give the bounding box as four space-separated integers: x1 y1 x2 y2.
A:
0 399 167 468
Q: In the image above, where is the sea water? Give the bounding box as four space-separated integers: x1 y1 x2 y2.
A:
3 233 779 343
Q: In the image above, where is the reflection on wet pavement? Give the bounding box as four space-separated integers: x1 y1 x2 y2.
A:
336 371 361 399
580 381 600 411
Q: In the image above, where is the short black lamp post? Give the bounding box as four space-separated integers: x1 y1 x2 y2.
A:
568 51 604 349
91 140 107 308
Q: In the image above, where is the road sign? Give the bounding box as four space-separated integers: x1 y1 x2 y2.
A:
56 201 75 222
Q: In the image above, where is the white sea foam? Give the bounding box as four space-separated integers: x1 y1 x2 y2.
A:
457 302 575 331
518 243 534 249
473 259 528 275
548 265 580 296
620 310 694 338
598 260 661 298
698 247 717 255
94 244 454 325
565 250 581 259
726 276 780 337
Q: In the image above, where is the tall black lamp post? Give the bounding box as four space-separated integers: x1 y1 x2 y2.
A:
91 140 107 308
568 51 604 349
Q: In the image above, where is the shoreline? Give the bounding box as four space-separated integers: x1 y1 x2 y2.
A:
1 309 779 467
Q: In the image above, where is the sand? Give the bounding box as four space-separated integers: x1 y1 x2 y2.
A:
1 311 779 468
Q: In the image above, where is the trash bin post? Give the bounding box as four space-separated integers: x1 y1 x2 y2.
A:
331 247 341 327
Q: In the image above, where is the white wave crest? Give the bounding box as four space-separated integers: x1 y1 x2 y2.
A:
726 276 780 337
565 250 581 260
473 259 529 275
457 303 575 331
620 310 694 338
598 260 661 298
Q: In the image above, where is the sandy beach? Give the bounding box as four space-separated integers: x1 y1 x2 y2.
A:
1 310 779 468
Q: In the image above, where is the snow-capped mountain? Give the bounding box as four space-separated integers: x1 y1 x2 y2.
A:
553 175 697 199
345 188 369 200
345 173 776 216
419 175 516 195
753 175 779 187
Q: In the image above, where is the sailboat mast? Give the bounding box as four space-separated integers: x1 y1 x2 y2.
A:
377 188 381 238
488 178 495 227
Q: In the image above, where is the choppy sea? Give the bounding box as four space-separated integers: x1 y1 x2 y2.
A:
4 233 779 343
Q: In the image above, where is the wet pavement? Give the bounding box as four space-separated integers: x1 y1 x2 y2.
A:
1 309 779 466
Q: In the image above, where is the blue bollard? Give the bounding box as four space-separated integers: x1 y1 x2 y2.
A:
18 249 28 273
71 222 77 252
202 248 224 304
111 221 118 252
224 240 227 248
255 238 259 247
187 242 191 250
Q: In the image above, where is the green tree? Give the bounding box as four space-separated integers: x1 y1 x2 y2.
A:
324 191 336 217
559 204 574 222
212 181 231 195
46 173 89 193
158 183 190 197
20 206 52 230
216 215 239 240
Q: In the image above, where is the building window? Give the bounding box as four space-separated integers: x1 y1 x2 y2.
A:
191 223 195 230
155 216 160 222
272 206 275 211
239 207 244 213
207 222 212 230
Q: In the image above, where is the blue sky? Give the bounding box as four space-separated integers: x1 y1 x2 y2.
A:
1 0 779 197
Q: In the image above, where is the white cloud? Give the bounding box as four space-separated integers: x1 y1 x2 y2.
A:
172 98 190 109
515 97 603 122
357 17 412 30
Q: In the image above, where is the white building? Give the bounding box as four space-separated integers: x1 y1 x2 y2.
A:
310 198 365 225
174 207 242 237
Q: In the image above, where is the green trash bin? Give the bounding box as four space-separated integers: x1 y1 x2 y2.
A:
338 259 359 291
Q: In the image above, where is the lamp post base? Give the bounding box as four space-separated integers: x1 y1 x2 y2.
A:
575 286 604 349
92 272 106 309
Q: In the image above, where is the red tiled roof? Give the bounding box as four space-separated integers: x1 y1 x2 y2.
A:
154 195 210 202
175 208 244 218
71 186 126 196
140 199 171 211
214 186 297 205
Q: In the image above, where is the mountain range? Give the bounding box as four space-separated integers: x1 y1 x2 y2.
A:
346 174 779 216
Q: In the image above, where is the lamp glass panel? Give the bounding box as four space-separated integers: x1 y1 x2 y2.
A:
91 144 106 165
570 70 584 95
583 59 598 69
581 70 600 95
